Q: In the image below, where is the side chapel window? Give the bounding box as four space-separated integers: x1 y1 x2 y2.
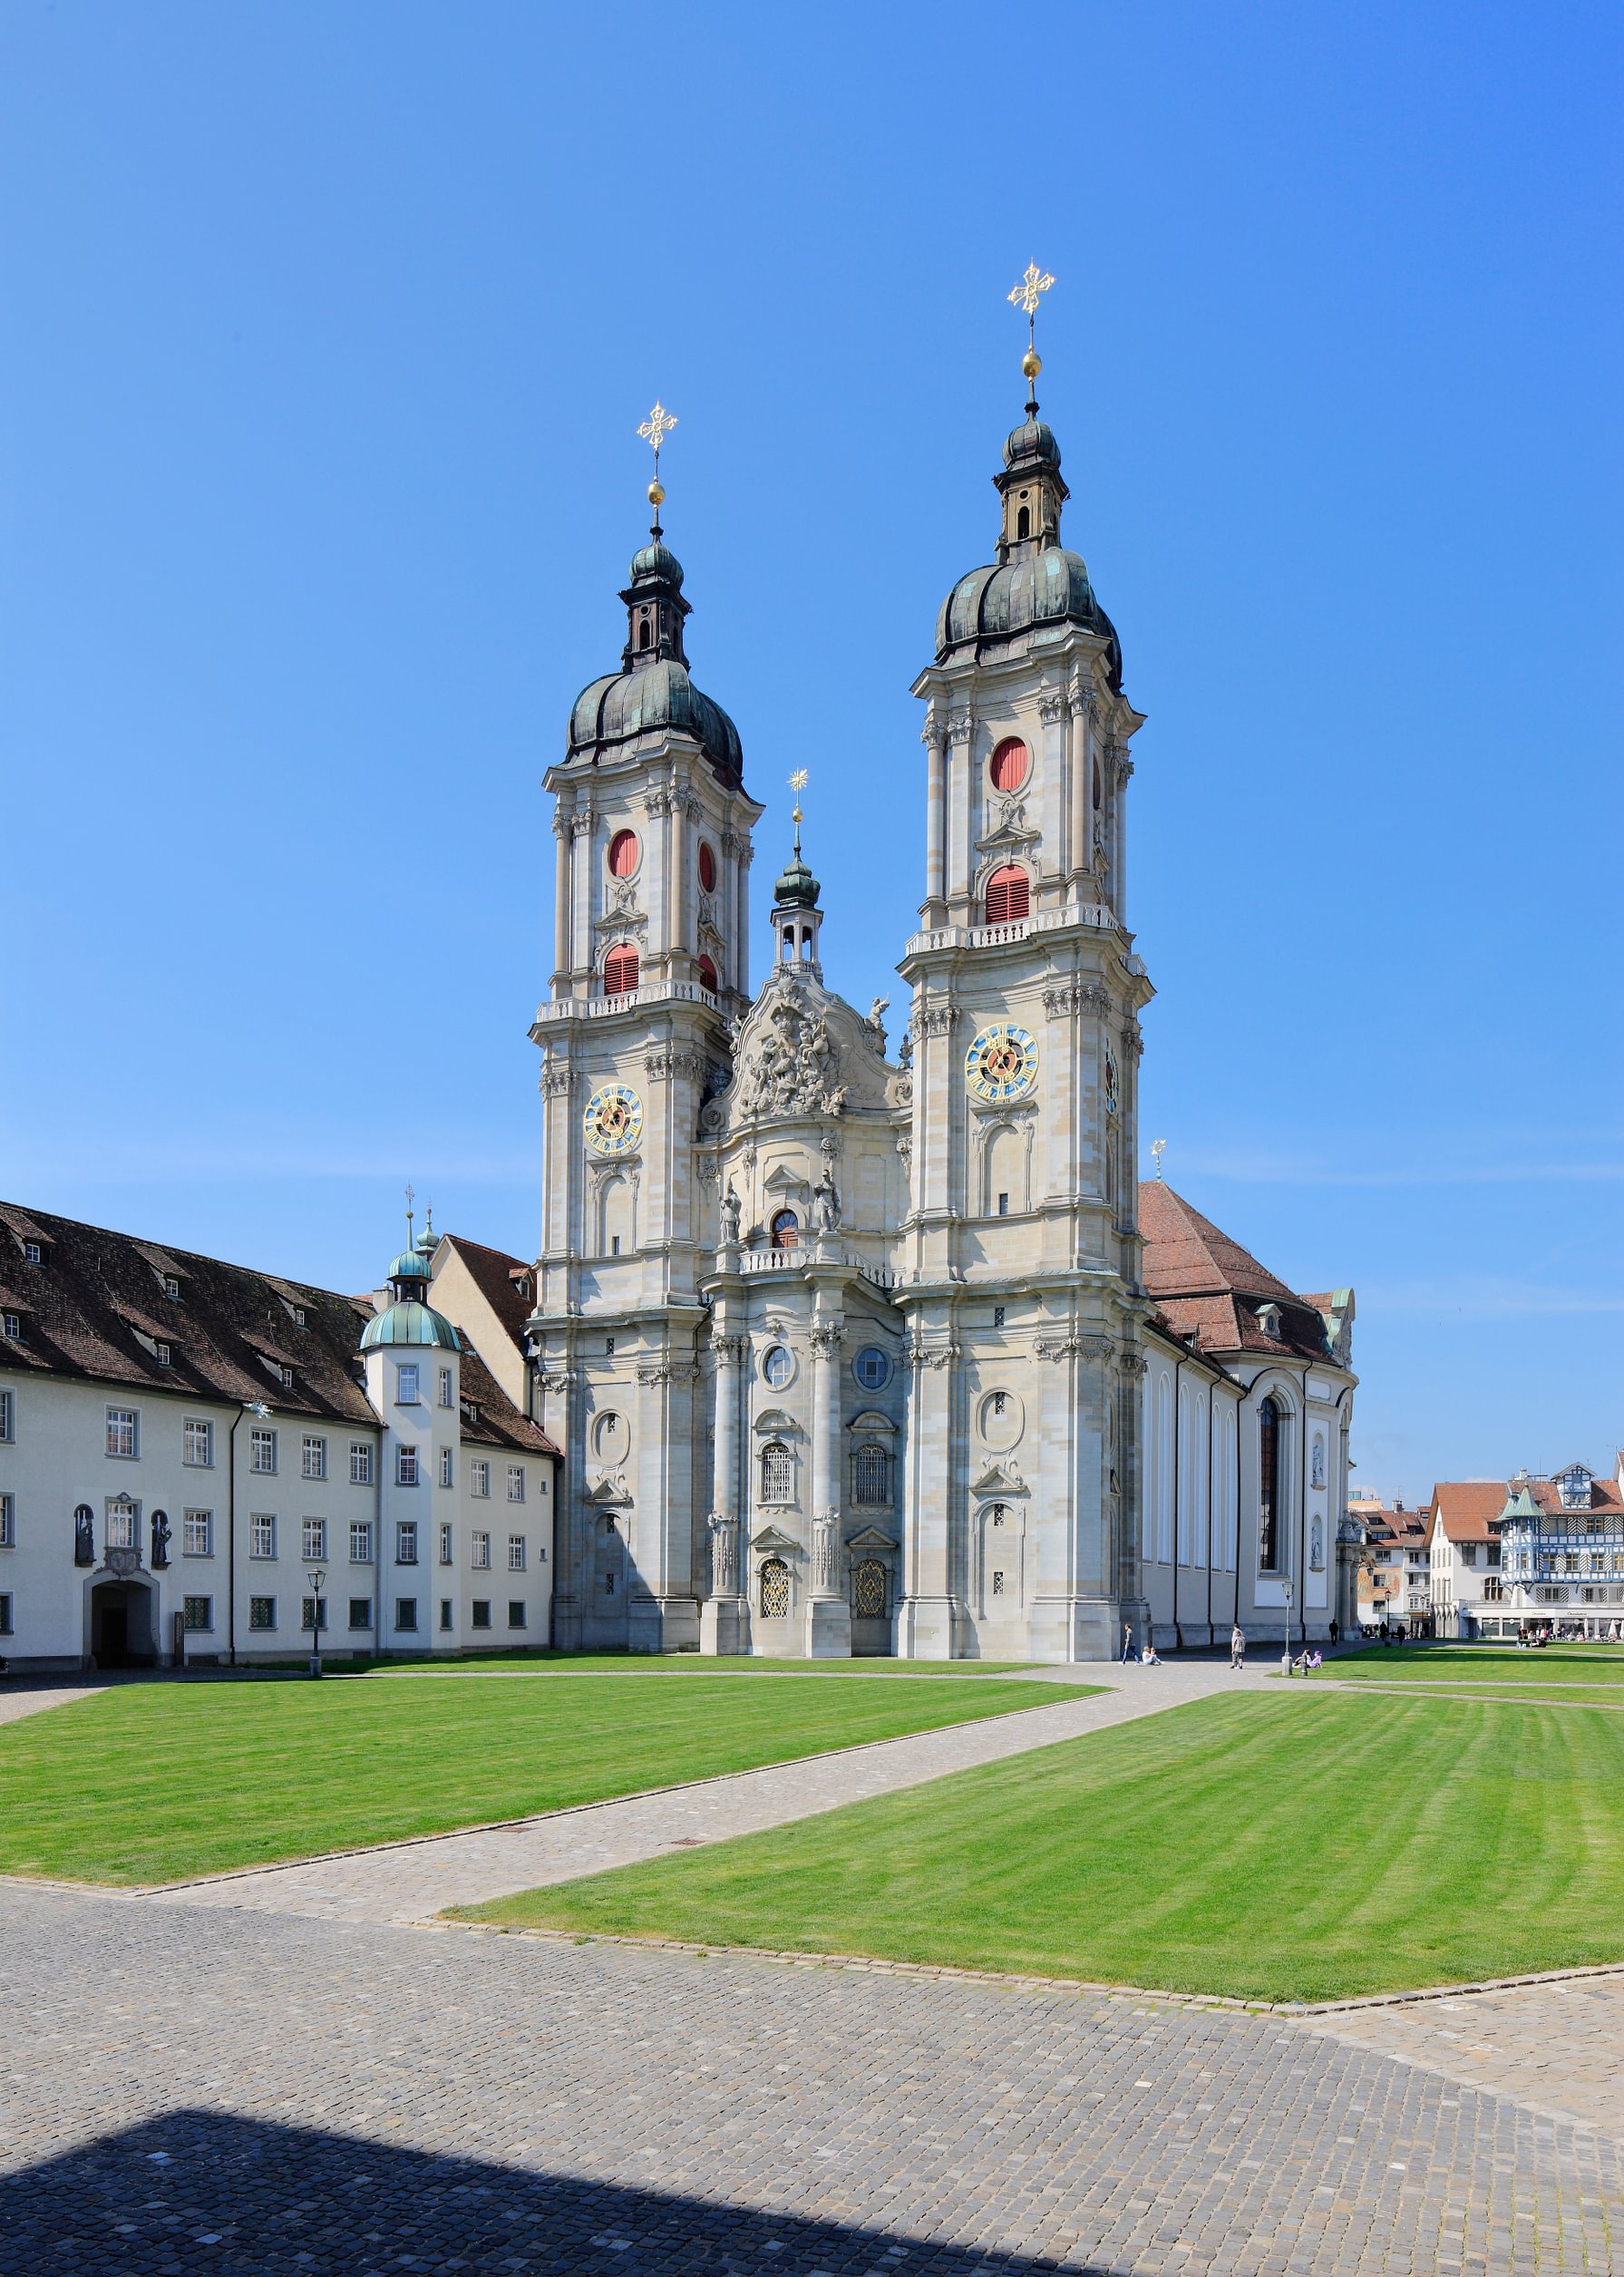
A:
761 1442 792 1503
759 1557 791 1620
1259 1396 1283 1572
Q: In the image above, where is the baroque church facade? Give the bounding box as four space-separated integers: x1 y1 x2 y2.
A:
527 367 1358 1662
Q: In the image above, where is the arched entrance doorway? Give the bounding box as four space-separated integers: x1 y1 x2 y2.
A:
90 1576 156 1669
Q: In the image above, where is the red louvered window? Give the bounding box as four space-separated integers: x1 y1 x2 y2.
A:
603 943 640 997
608 830 640 879
698 841 717 893
989 737 1029 793
983 865 1029 925
696 954 718 994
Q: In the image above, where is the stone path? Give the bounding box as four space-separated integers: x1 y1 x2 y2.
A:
159 1661 1284 1924
3 1883 1617 2276
0 1681 100 1727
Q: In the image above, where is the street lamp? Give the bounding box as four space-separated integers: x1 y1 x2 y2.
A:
1281 1576 1295 1672
306 1565 326 1679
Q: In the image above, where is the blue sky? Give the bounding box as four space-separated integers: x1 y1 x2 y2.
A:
3 2 1619 1501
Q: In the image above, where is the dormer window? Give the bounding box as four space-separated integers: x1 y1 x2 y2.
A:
279 1365 294 1388
1258 1303 1283 1341
155 1341 171 1368
164 1276 181 1302
23 1242 41 1267
292 1307 306 1328
3 1313 20 1343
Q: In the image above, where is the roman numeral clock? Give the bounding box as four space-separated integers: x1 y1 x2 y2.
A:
964 1023 1038 1104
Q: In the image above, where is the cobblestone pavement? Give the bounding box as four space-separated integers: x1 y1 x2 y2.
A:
3 1883 1617 2277
1305 1976 1624 2137
160 1663 1289 1923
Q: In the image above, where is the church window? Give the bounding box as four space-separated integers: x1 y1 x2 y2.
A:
608 830 640 879
1093 756 1103 810
852 1559 886 1620
1016 505 1030 540
763 1346 793 1389
759 1557 791 1619
854 1346 890 1391
997 1192 1009 1216
984 864 1029 925
603 943 640 996
637 617 651 651
771 1208 799 1250
989 1505 1006 1528
992 1571 1006 1594
1258 1396 1283 1572
989 738 1029 793
610 1235 620 1255
696 953 718 994
992 1391 1006 1416
853 1443 888 1504
761 1442 792 1503
698 841 718 893
993 1306 1006 1328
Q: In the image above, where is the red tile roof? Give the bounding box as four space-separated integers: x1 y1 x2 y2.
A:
437 1233 535 1354
1138 1183 1333 1362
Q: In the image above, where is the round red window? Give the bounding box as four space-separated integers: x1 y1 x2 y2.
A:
989 737 1030 793
698 841 717 894
696 953 718 994
608 829 640 879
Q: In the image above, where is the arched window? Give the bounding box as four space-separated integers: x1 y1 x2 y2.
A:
696 953 718 994
771 1208 799 1250
698 841 717 893
988 1503 1006 1529
607 830 640 879
852 1559 886 1620
1016 504 1031 540
989 737 1030 793
983 864 1029 925
637 618 651 652
761 1442 792 1503
760 1556 791 1619
603 942 640 997
853 1444 888 1505
1259 1396 1283 1571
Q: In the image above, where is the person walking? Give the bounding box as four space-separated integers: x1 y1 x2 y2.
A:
1230 1624 1245 1670
1121 1621 1136 1664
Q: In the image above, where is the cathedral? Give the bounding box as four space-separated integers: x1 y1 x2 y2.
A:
527 325 1359 1662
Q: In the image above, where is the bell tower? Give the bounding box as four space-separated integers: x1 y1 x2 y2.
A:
894 269 1156 1661
530 407 763 1651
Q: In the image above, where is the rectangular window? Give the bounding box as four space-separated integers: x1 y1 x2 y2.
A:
349 1442 374 1485
997 1192 1009 1217
472 1530 491 1570
507 1465 525 1503
0 1389 12 1441
182 1510 213 1557
397 1363 420 1405
438 1367 453 1408
106 1407 138 1458
155 1340 171 1368
993 1305 1006 1329
439 1598 453 1631
248 1595 277 1631
302 1596 327 1632
508 1601 527 1630
395 1522 418 1564
508 1534 526 1572
349 1521 373 1562
23 1241 41 1266
471 1460 490 1499
183 1595 213 1631
394 1597 419 1632
106 1500 139 1548
4 1313 23 1342
301 1435 327 1481
439 1445 454 1489
164 1274 180 1301
439 1521 453 1565
249 1513 276 1559
1461 1543 1478 1567
292 1306 306 1328
250 1427 277 1474
183 1417 212 1467
0 1494 13 1548
397 1445 419 1487
348 1596 372 1630
472 1600 491 1629
303 1517 326 1562
0 1593 10 1635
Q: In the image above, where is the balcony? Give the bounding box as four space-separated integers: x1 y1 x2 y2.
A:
531 978 719 1030
903 903 1120 961
736 1245 898 1293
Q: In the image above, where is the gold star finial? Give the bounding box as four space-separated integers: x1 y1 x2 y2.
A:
789 769 809 856
637 401 677 532
1007 262 1055 403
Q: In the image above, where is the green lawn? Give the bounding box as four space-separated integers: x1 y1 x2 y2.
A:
0 1672 1086 1887
355 1652 1039 1677
461 1691 1624 2001
1321 1643 1624 1688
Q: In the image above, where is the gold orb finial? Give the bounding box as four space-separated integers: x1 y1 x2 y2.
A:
1022 345 1042 384
647 478 665 510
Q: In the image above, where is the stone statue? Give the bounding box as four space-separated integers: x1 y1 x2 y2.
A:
864 996 890 1052
813 1162 841 1232
74 1506 94 1567
719 1182 742 1247
899 1030 913 1069
151 1508 171 1569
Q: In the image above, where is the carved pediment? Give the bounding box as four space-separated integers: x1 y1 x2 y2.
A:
970 1456 1028 1498
750 1523 802 1554
845 1524 898 1552
763 1162 811 1200
586 1468 635 1506
752 1406 800 1435
847 1409 898 1436
711 968 898 1137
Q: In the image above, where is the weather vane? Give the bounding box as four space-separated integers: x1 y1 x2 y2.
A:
404 1181 415 1237
789 769 809 857
1151 1138 1167 1182
1007 261 1055 409
637 400 677 535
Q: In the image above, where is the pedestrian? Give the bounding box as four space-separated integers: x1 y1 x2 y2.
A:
1121 1620 1136 1664
1230 1624 1245 1670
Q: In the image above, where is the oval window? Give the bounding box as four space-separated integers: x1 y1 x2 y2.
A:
698 840 717 894
989 737 1029 793
696 953 718 994
608 830 640 879
763 1346 793 1389
853 1346 890 1392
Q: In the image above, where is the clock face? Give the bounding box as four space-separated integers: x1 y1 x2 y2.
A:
965 1023 1038 1104
583 1083 645 1156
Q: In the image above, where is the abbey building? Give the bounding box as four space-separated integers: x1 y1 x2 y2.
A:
527 374 1358 1660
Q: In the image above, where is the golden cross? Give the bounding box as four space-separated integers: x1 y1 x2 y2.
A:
637 400 677 468
1007 260 1055 339
789 770 809 854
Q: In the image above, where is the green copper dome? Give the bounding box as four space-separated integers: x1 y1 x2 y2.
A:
387 1245 431 1284
568 657 744 787
937 548 1122 687
1003 414 1060 472
773 851 820 910
360 1299 462 1353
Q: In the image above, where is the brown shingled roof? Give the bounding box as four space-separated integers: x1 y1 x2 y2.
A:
1139 1183 1331 1362
437 1233 535 1352
458 1341 557 1457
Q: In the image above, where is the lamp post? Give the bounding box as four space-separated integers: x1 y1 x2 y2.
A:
306 1565 326 1679
1282 1575 1295 1672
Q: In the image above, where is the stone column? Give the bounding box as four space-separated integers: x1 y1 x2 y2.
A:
551 811 572 987
923 722 947 926
896 1325 961 1658
570 808 595 982
803 1318 851 1656
700 1330 747 1655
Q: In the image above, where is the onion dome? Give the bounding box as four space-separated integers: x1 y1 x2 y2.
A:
773 851 820 910
360 1221 462 1354
1003 414 1061 472
387 1243 431 1286
564 531 744 790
